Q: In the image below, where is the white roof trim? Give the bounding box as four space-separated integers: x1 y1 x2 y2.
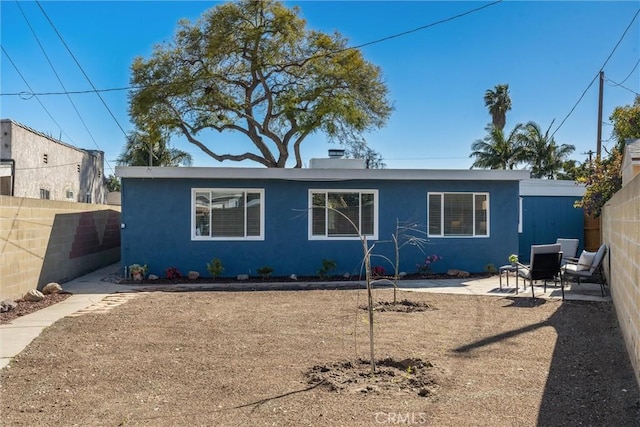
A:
116 166 531 181
519 179 586 197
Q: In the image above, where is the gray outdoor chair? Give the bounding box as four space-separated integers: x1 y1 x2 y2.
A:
516 244 563 298
556 238 579 265
561 243 608 300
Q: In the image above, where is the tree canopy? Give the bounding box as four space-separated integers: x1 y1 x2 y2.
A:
576 95 640 216
129 0 392 168
117 129 193 167
519 121 575 179
483 84 511 131
470 124 526 170
472 84 575 178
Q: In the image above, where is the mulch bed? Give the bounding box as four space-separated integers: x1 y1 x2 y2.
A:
119 272 491 286
0 293 71 325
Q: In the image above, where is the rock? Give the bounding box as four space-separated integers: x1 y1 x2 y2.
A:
289 274 297 280
447 269 470 278
188 271 200 280
398 271 407 277
148 274 159 280
23 289 44 302
42 282 63 295
343 272 351 279
237 274 249 281
0 300 17 313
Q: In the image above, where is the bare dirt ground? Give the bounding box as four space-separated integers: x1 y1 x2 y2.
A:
1 288 638 426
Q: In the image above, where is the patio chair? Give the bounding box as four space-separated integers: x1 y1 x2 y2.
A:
556 238 579 265
561 243 608 300
516 244 563 298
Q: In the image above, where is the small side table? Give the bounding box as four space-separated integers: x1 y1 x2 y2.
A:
499 264 518 293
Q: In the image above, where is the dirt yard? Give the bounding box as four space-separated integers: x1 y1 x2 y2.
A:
1 289 638 426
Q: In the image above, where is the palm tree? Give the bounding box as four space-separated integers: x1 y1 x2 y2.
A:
470 124 526 170
520 121 575 179
484 84 512 131
117 129 193 167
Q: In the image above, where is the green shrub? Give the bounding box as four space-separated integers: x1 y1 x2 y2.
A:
207 258 224 278
257 265 274 279
317 259 337 278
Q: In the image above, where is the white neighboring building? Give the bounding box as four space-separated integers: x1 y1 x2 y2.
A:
0 119 106 204
621 138 640 187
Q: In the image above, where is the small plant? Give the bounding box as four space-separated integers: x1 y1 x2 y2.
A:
129 264 147 280
485 263 497 274
416 254 442 275
165 267 182 280
317 258 337 279
207 258 224 279
508 254 519 264
257 265 274 279
372 265 385 277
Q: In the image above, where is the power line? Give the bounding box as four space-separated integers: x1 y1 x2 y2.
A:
0 45 78 147
36 0 128 142
550 8 640 140
349 0 503 51
15 1 111 173
1 86 131 97
2 0 504 98
605 77 640 96
611 57 640 86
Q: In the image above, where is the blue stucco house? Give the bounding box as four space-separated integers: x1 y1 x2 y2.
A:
518 179 586 262
116 161 530 278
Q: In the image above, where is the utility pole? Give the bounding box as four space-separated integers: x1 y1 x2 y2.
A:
582 150 595 163
596 70 604 159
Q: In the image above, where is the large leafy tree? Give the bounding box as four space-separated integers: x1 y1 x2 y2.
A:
470 124 526 170
576 95 640 216
484 84 512 131
344 137 386 169
129 0 392 168
520 121 575 179
117 129 193 167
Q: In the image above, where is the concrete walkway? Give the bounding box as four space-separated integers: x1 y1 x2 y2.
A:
0 264 609 370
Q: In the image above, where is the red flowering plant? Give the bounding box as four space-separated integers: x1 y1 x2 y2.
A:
371 266 386 277
165 267 182 279
417 254 442 275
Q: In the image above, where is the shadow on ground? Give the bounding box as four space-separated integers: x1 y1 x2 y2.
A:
454 298 640 425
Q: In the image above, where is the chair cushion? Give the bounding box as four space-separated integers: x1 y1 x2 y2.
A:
577 250 596 271
517 266 531 279
590 244 607 274
557 238 579 259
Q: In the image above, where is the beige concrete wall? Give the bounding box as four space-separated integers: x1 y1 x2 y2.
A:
0 196 120 300
603 173 640 387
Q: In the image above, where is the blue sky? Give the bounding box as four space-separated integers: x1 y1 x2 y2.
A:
1 1 638 175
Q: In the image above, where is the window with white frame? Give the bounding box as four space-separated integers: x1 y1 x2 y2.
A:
309 190 378 239
428 192 489 237
192 189 264 240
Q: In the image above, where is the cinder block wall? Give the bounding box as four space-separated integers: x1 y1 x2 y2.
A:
603 174 640 387
0 196 120 300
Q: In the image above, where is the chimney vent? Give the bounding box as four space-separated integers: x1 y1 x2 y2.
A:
328 149 345 158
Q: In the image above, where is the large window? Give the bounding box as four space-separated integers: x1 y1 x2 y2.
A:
192 189 264 240
428 192 489 237
309 190 378 239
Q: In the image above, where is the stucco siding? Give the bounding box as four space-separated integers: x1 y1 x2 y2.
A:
0 119 105 203
120 177 519 278
519 196 584 262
